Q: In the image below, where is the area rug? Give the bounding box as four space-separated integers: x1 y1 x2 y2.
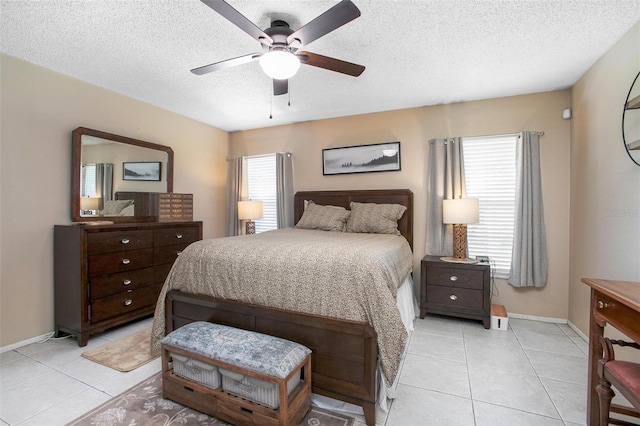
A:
82 327 158 372
67 372 354 426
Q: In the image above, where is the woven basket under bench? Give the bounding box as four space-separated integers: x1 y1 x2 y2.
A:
161 321 312 426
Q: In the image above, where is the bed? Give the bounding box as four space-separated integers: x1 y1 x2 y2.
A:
150 189 414 425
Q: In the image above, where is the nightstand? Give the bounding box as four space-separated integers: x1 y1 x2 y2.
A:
420 255 491 328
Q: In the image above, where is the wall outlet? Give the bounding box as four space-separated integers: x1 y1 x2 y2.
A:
476 255 490 263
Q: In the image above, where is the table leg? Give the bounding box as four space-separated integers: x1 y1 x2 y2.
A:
587 288 605 426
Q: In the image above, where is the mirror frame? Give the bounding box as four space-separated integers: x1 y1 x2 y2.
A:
71 127 174 223
623 71 640 167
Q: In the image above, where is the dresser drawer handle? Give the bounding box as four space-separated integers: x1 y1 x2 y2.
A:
123 279 132 286
449 275 458 282
121 238 130 245
124 299 133 306
176 234 183 239
176 251 182 256
122 258 131 265
450 294 458 301
597 301 609 309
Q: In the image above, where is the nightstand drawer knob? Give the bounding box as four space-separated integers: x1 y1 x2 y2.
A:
124 299 133 306
450 294 458 301
121 238 130 245
598 301 609 309
449 275 458 281
123 279 132 286
176 233 183 239
122 258 131 265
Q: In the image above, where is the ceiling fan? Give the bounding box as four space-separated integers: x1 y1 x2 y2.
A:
192 0 365 96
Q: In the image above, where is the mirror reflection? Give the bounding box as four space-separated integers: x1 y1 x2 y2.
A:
623 71 640 166
71 127 174 223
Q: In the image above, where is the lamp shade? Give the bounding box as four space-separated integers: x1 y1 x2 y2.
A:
80 196 100 211
238 200 263 220
259 49 300 80
443 198 479 224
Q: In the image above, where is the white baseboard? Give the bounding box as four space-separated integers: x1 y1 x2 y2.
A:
507 312 568 324
0 331 56 353
567 320 589 343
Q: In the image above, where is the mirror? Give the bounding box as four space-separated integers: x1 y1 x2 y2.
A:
623 71 640 166
71 127 174 223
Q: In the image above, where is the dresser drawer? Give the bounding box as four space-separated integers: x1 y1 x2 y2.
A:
154 243 191 265
426 266 484 290
87 230 153 255
426 285 483 309
155 227 200 247
89 267 155 300
88 248 154 277
154 263 173 285
90 284 162 323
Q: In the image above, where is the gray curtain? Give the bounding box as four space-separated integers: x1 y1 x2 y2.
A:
95 163 113 209
508 132 548 287
276 152 294 228
425 138 467 256
225 157 243 237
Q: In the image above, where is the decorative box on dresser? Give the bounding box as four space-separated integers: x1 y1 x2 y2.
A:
420 255 491 328
54 221 202 346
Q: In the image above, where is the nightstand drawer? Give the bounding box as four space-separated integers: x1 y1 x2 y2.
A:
426 285 483 309
426 266 484 290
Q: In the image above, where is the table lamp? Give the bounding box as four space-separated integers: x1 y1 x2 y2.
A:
80 196 100 215
441 197 479 263
238 200 263 235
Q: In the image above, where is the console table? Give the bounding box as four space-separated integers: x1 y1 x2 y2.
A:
582 278 640 425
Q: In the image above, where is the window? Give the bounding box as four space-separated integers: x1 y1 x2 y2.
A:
81 163 97 197
245 154 277 233
462 134 517 278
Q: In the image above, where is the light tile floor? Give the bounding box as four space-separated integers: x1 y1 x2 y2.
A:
0 315 594 425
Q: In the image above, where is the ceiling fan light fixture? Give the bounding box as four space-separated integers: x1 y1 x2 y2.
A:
259 49 300 80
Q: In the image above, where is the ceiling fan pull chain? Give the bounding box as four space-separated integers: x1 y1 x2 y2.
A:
269 94 273 119
288 87 291 107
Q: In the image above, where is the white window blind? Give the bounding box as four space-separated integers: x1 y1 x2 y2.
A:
81 163 97 197
462 134 517 278
246 154 278 233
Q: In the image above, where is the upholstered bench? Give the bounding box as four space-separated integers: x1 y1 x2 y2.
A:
161 321 312 426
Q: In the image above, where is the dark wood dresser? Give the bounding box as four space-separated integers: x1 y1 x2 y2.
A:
54 221 202 346
420 255 491 328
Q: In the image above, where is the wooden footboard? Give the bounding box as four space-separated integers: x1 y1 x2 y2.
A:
165 290 378 425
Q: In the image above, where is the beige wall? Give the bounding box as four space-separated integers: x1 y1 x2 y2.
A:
568 22 640 337
0 54 229 347
230 90 572 319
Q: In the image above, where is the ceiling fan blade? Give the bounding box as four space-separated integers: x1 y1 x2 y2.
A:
273 79 288 96
287 0 360 48
191 53 260 75
201 0 273 45
298 51 365 77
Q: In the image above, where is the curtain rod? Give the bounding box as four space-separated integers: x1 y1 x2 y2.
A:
227 152 292 161
428 131 544 144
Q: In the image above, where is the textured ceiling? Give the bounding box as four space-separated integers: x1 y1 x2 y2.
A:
1 1 639 132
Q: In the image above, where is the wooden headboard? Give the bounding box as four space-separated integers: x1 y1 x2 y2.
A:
294 189 414 249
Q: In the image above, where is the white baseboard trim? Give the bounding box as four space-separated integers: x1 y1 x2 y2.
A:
0 331 56 354
567 320 589 343
507 312 568 324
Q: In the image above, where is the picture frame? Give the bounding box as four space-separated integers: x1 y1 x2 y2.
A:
322 141 401 175
123 161 161 181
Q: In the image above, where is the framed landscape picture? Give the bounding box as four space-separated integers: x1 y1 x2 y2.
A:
322 142 401 175
123 161 161 181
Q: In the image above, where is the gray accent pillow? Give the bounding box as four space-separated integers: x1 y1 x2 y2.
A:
346 202 406 235
295 201 350 232
102 199 134 216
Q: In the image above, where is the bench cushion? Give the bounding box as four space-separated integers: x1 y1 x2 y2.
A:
161 321 311 379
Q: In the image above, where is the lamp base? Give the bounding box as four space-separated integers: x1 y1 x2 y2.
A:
245 220 256 235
